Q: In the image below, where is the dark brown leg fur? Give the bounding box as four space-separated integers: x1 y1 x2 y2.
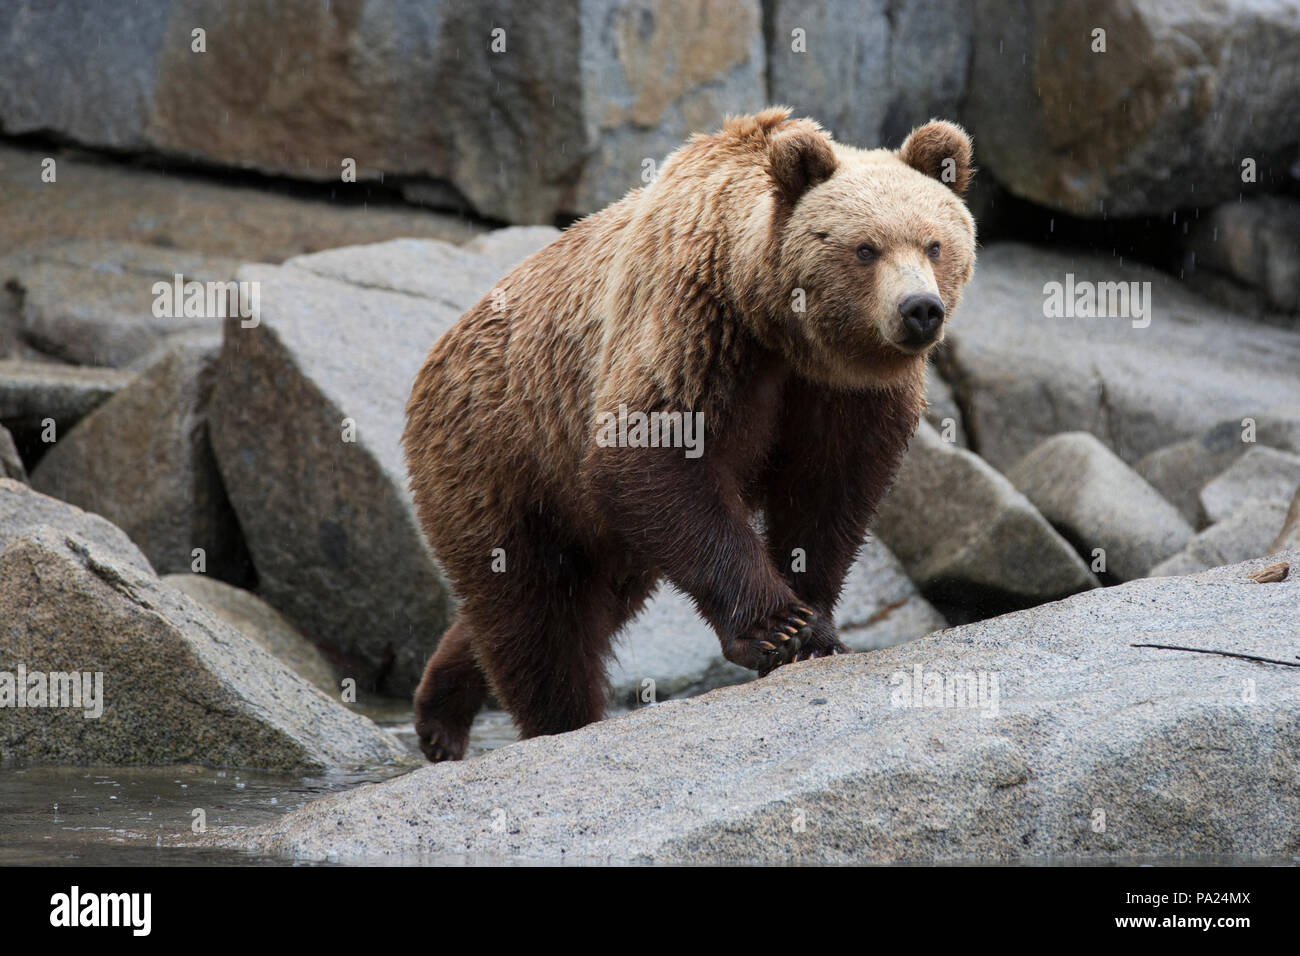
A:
413 616 489 762
587 439 816 675
454 511 648 743
763 379 923 659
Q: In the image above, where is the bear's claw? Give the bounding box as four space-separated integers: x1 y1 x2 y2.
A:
730 604 817 676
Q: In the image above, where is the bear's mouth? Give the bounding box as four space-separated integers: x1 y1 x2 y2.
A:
891 331 944 356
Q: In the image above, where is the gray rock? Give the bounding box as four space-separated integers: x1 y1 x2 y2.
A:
30 341 249 581
1185 197 1300 316
1273 487 1300 551
0 1 766 223
875 421 1099 612
1200 447 1300 524
0 477 152 574
944 244 1300 472
0 526 410 770
220 550 1300 864
566 0 767 217
765 0 971 149
161 574 340 697
3 240 245 367
0 143 482 265
965 0 1300 218
923 363 967 446
1007 432 1192 582
1149 501 1289 577
0 1 168 152
0 424 24 483
608 537 947 701
281 229 559 308
208 230 556 696
1136 412 1300 527
462 226 565 263
0 359 135 448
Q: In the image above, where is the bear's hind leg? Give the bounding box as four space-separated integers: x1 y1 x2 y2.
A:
466 540 628 740
414 616 489 762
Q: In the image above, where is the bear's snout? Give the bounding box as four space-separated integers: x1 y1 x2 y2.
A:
898 293 945 347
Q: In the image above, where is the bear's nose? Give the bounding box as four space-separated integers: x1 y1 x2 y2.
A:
898 293 945 346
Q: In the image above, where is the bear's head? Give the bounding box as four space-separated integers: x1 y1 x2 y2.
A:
765 116 976 388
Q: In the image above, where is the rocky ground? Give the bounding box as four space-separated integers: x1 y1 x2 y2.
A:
2 0 1299 864
216 553 1300 864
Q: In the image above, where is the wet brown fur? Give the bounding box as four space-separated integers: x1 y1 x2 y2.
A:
403 108 976 760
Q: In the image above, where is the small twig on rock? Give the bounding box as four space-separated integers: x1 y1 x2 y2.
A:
1247 561 1289 583
1130 643 1300 668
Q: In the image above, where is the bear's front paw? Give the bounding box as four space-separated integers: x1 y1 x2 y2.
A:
793 614 850 662
725 603 817 676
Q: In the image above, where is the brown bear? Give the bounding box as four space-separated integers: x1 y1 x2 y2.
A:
403 108 976 761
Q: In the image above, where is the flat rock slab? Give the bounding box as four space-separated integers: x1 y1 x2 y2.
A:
946 244 1300 472
0 359 135 445
875 421 1099 613
1200 447 1300 525
1007 432 1192 582
0 144 481 264
208 230 558 696
0 513 409 771
2 241 246 367
608 537 946 701
222 551 1300 863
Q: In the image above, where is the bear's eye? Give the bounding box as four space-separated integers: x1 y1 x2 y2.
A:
855 243 879 263
927 241 942 260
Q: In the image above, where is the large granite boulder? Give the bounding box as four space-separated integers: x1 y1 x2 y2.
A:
0 481 408 770
943 244 1300 472
220 550 1300 863
0 0 767 223
31 341 250 581
1149 501 1289 577
875 422 1099 614
1199 447 1300 524
1006 432 1192 581
766 0 971 150
208 230 558 696
0 143 482 265
162 573 341 696
965 0 1300 218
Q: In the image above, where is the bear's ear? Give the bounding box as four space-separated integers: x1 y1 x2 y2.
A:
899 120 973 196
769 127 838 203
